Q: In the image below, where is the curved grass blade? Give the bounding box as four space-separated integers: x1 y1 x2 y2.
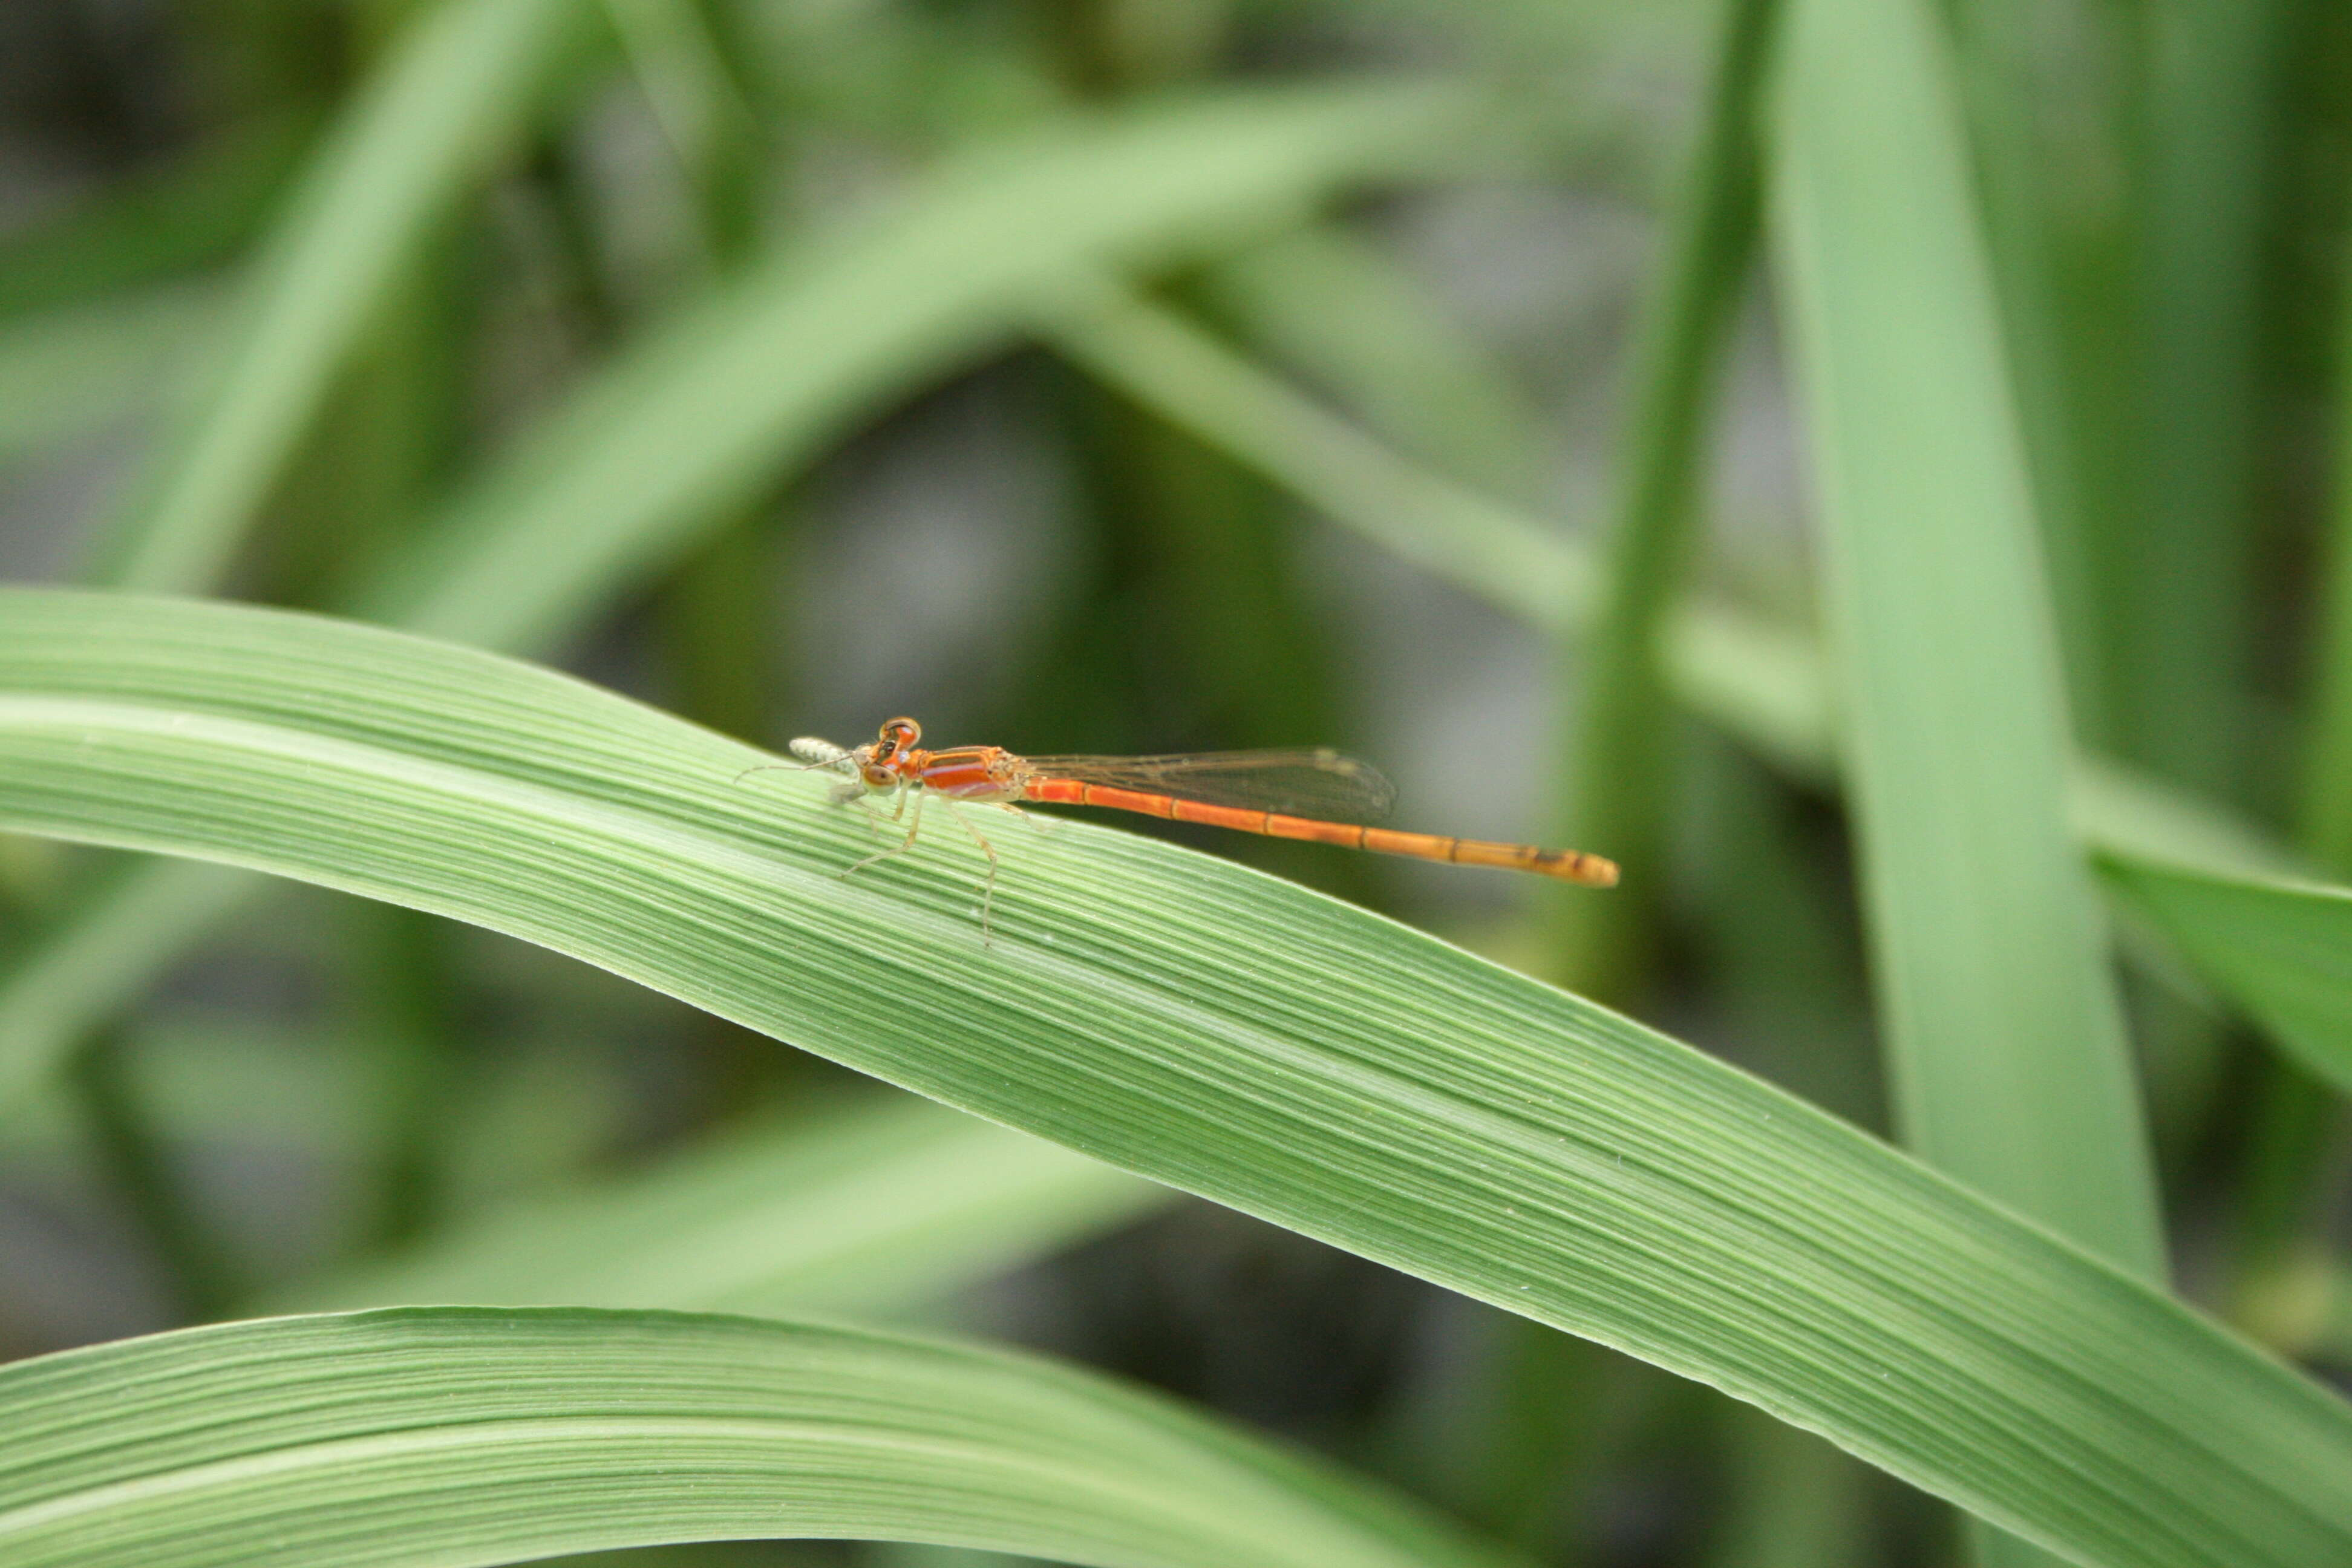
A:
0 1307 1503 1568
1037 274 1592 638
0 589 2347 1568
1200 227 1548 501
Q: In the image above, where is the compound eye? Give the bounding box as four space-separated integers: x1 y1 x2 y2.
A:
862 763 895 788
880 717 921 748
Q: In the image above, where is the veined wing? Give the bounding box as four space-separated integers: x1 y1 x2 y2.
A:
1021 749 1397 823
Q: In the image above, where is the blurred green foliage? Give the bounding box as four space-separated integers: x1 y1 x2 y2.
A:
1 0 2351 1564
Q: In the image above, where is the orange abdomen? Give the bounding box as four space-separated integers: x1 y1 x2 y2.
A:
1021 777 1617 886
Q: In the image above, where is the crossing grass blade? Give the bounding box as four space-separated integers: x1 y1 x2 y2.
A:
0 1307 1507 1568
1 589 2349 1568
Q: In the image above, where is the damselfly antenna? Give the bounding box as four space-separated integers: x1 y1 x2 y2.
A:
730 737 854 786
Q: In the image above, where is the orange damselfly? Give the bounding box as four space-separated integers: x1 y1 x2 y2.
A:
758 716 1617 933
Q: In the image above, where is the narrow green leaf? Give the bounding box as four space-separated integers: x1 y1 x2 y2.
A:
1704 1404 1869 1568
1945 0 2119 746
2296 209 2352 871
602 0 755 218
1547 0 1775 996
2120 0 2281 797
100 0 598 595
0 1308 1501 1568
1772 2 2161 1561
1771 0 2161 1269
1 589 2348 1568
1039 275 1592 637
71 1027 244 1318
2201 49 2352 1298
2099 858 2352 1100
275 1092 1171 1318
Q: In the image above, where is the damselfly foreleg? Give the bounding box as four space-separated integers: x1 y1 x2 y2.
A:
941 799 1004 939
844 783 926 877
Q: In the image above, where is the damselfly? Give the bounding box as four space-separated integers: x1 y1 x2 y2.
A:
760 717 1618 933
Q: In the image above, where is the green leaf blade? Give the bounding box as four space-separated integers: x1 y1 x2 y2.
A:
1770 0 2160 1267
0 589 2346 1567
2100 858 2352 1100
0 1308 1500 1568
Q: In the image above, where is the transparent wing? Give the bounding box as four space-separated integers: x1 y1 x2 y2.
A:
1021 749 1397 823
